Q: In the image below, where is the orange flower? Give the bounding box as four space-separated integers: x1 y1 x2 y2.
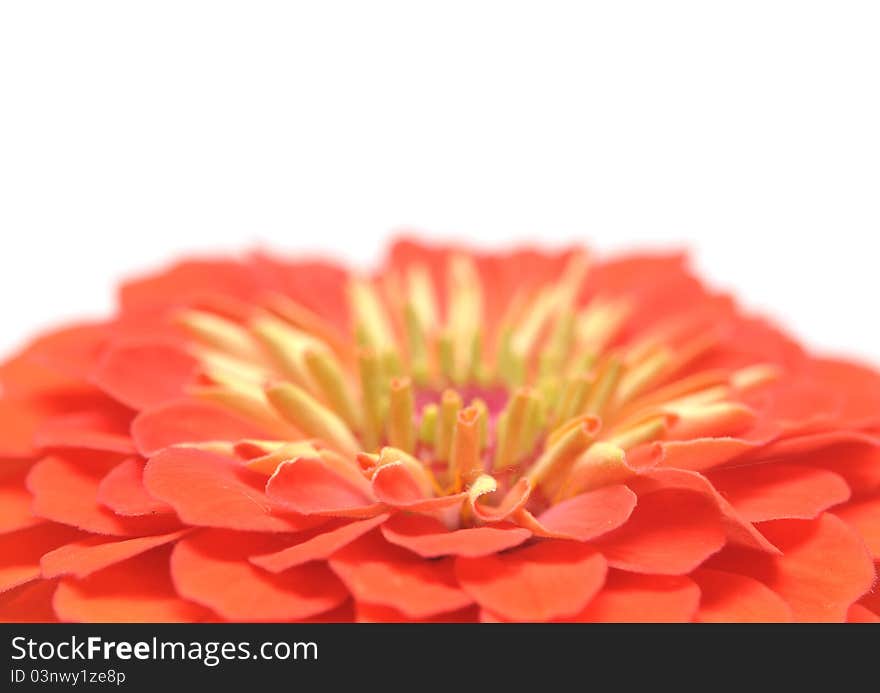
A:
1 239 879 622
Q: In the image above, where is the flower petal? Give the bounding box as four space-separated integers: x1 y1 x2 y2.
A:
565 571 700 623
251 515 390 572
692 568 792 622
455 540 607 621
171 530 349 621
54 546 211 622
96 458 174 516
381 514 531 558
593 488 727 575
848 604 880 622
0 524 84 592
629 467 781 554
144 447 319 532
707 463 851 522
356 602 480 623
133 398 288 456
707 514 876 622
41 530 190 579
516 485 637 542
0 580 59 623
833 495 880 559
0 460 41 533
267 456 384 518
28 454 182 536
93 340 200 411
328 532 473 618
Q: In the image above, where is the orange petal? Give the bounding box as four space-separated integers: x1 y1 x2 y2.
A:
0 523 84 592
0 460 41 533
455 540 607 622
34 403 136 455
96 458 174 516
328 532 473 618
381 514 531 558
132 398 283 456
171 530 349 621
593 488 727 575
356 602 479 623
93 340 200 410
833 495 880 559
251 515 390 572
266 456 384 518
28 454 181 536
54 546 211 622
144 447 320 532
629 467 780 554
692 568 792 622
707 463 850 522
565 571 700 623
848 604 880 623
0 580 59 622
42 530 190 579
707 514 876 622
516 485 636 542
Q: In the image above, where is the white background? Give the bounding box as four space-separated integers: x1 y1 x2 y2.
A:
1 2 878 364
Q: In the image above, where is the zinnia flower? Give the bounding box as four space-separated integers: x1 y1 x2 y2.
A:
1 238 879 623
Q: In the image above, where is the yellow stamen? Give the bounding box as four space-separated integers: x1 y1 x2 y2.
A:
606 414 668 450
265 382 360 455
470 398 489 449
358 349 386 451
193 386 298 438
387 377 415 453
418 403 439 446
556 442 632 499
434 389 462 462
250 316 321 387
493 388 533 470
349 278 395 354
526 419 595 487
302 348 361 432
178 310 266 363
731 363 782 392
583 355 623 416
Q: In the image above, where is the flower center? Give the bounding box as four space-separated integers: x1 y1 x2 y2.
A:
174 252 779 518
